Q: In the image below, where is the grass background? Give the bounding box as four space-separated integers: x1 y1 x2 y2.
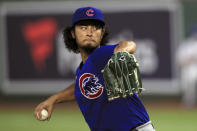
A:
0 96 197 131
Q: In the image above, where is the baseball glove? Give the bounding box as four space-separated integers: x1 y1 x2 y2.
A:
102 51 143 101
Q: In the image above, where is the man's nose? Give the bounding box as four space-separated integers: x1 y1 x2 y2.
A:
86 26 93 36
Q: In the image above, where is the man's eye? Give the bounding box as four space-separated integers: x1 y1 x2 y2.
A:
81 26 87 30
93 26 98 30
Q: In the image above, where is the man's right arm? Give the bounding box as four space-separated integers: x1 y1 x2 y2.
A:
51 82 75 103
34 82 75 121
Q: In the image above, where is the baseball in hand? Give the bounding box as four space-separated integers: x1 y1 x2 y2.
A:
40 109 48 120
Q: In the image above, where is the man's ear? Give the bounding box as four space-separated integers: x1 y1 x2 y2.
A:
71 30 75 39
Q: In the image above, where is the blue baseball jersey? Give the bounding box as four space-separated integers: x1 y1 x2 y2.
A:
75 44 150 131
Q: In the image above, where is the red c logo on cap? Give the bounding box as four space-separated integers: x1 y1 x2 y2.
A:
86 9 94 16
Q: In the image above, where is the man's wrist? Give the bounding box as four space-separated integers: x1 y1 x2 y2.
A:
48 95 58 104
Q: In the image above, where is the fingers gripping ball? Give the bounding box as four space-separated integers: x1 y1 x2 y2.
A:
103 51 143 101
40 109 49 120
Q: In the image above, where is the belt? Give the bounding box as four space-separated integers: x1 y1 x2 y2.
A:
130 121 155 131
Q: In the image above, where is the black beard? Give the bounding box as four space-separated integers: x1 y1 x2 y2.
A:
79 44 98 55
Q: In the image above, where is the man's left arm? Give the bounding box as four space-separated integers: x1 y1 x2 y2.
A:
114 41 136 54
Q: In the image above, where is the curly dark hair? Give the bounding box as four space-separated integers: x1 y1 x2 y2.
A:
62 20 109 53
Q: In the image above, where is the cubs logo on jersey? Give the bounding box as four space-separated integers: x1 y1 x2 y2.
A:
79 73 103 99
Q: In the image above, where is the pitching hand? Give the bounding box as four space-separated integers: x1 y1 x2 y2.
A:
34 97 55 121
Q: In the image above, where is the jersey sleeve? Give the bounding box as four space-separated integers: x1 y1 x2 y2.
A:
89 44 118 72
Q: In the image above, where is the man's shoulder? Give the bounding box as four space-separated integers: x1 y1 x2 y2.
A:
93 44 118 54
100 44 118 50
87 44 117 69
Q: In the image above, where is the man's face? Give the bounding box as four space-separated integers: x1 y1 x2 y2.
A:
72 20 105 54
